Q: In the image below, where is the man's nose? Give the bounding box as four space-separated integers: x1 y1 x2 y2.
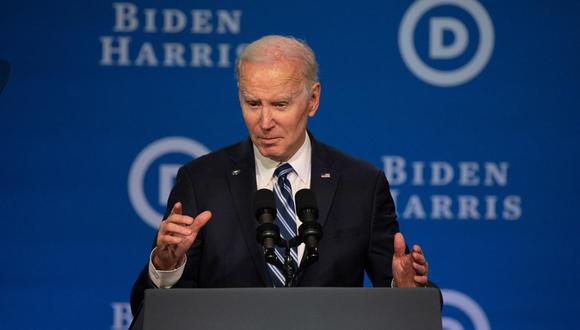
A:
259 108 275 130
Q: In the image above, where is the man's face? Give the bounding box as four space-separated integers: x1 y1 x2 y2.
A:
238 60 320 162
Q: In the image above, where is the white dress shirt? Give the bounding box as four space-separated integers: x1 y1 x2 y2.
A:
149 135 312 288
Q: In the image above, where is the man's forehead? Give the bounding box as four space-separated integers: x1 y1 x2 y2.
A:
239 85 303 100
239 60 303 82
238 61 305 99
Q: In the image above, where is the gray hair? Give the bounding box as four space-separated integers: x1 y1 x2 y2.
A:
235 35 319 86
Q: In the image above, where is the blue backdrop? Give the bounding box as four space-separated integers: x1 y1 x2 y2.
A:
1 0 579 329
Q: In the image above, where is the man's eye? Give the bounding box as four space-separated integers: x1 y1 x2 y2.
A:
273 102 288 109
247 101 260 108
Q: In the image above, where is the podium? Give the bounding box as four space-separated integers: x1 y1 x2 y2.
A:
131 287 442 330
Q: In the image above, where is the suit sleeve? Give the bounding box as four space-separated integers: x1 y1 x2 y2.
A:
365 171 441 297
364 170 400 286
129 165 204 315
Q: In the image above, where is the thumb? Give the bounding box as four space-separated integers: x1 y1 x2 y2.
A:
394 232 406 257
191 210 212 232
170 202 183 216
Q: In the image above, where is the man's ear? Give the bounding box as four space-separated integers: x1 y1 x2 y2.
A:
308 82 321 117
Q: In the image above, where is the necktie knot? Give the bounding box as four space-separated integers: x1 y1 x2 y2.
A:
274 163 293 179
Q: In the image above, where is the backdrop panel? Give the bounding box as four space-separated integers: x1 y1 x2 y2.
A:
1 1 579 329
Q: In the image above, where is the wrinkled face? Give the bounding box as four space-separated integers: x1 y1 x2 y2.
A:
238 60 320 162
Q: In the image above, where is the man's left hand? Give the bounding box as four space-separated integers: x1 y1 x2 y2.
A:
392 232 429 288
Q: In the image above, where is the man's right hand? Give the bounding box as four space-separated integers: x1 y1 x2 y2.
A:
152 202 212 271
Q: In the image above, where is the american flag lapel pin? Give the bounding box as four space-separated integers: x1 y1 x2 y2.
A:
321 172 331 179
232 169 241 176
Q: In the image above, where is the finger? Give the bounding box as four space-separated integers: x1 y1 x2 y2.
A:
176 211 212 254
157 234 184 246
394 232 406 257
412 262 427 275
412 251 426 264
165 214 194 226
414 275 428 286
191 210 212 233
170 202 183 216
412 244 423 255
162 222 192 237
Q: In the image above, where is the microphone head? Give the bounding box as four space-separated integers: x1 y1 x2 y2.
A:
295 189 318 213
254 188 276 217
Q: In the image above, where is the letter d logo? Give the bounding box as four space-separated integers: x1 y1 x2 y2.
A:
399 0 494 87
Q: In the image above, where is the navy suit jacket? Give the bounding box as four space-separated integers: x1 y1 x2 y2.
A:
130 134 400 314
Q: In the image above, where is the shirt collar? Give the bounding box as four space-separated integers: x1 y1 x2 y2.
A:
254 134 312 187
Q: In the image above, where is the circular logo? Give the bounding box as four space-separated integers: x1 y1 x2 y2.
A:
442 289 491 330
128 137 210 229
399 0 495 87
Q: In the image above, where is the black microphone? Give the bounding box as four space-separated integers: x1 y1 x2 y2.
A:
254 189 280 263
295 189 322 263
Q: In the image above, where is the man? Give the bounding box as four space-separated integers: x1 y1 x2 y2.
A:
130 35 430 315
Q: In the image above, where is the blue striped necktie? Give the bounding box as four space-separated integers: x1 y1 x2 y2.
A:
267 163 299 287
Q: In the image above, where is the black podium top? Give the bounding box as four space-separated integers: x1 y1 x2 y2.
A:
133 287 441 330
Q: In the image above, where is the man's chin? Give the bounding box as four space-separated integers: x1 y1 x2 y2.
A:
257 146 285 161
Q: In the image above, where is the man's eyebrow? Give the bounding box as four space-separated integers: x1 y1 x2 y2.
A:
270 98 292 106
240 92 257 100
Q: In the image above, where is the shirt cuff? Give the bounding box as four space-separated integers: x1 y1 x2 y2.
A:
391 278 396 288
148 248 187 288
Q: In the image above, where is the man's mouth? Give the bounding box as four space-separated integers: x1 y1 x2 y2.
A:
259 137 281 144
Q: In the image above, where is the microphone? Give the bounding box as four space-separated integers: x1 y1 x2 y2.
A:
295 189 323 264
254 189 280 264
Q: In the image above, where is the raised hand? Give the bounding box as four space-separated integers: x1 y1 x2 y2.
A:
152 202 212 270
392 232 429 288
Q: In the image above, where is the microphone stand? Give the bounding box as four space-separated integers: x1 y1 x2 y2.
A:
255 188 322 287
261 237 297 287
264 235 319 287
255 211 321 286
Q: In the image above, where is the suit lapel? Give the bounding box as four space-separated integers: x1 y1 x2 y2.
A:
310 136 339 229
225 139 271 286
295 134 340 285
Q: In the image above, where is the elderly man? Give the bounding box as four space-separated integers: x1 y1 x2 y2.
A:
130 35 430 314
